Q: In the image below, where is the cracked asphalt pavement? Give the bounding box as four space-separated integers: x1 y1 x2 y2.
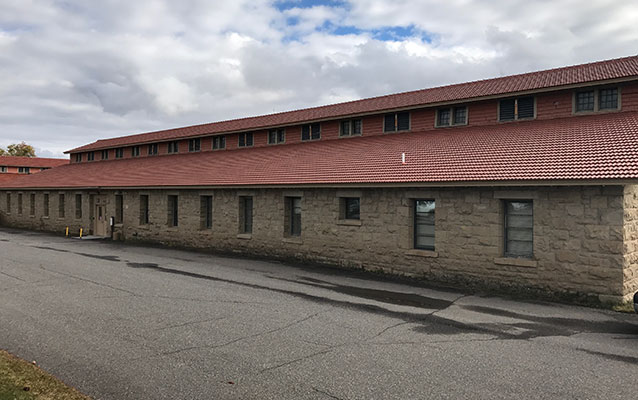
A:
1 227 638 399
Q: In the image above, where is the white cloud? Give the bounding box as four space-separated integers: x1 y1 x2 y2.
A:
0 0 636 157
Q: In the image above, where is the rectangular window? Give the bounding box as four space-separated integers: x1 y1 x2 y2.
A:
212 136 226 150
384 112 410 132
101 149 109 160
238 132 254 147
504 200 533 258
148 143 158 155
499 97 535 121
200 195 213 229
87 152 95 161
115 194 123 224
139 195 149 225
340 197 360 220
286 197 302 237
414 200 435 250
30 194 35 216
43 194 49 217
437 107 468 127
167 195 178 227
18 167 30 174
75 153 82 163
340 119 362 137
168 141 179 154
188 138 201 152
239 196 253 234
58 194 65 218
301 123 321 141
6 193 10 213
75 194 82 219
575 90 595 112
599 88 619 110
115 148 124 158
17 193 22 215
0 166 6 173
268 129 285 144
131 146 140 157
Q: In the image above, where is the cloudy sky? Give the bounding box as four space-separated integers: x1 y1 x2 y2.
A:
1 0 637 157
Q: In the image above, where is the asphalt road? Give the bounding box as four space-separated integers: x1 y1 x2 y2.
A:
1 227 638 399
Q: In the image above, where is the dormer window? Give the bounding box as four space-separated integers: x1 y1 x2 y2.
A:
268 129 285 144
436 106 467 127
131 146 140 157
301 123 321 141
115 148 124 158
87 152 95 161
101 150 109 160
340 119 362 137
148 143 158 156
239 132 254 147
575 87 619 113
499 97 535 121
188 138 201 152
212 136 226 150
384 112 410 132
168 141 179 154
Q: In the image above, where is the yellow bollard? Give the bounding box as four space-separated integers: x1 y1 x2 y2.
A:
79 228 83 238
65 227 69 237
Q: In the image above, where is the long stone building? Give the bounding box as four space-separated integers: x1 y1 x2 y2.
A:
2 56 638 305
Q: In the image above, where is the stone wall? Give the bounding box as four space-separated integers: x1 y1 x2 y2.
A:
623 184 638 301
0 185 630 303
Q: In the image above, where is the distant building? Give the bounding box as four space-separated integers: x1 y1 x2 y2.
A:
0 156 68 184
2 56 638 304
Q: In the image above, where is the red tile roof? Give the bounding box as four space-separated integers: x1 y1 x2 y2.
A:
6 112 638 189
0 174 21 185
67 55 638 154
0 156 69 168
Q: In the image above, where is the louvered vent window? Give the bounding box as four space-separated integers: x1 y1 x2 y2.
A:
499 97 534 121
384 112 410 132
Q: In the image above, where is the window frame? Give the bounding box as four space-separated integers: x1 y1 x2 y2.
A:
101 149 109 160
168 141 179 154
503 199 534 259
167 195 178 227
498 97 536 122
131 146 140 157
87 152 95 161
436 106 468 127
268 128 286 145
75 194 82 219
200 195 213 230
285 196 302 237
75 153 82 163
238 132 254 148
18 167 30 174
17 193 22 215
383 111 410 133
43 193 49 217
573 86 621 114
339 119 363 137
58 193 65 218
115 194 123 224
301 123 321 141
148 143 159 156
115 148 124 159
188 138 201 152
29 193 35 216
139 194 149 225
413 199 435 251
212 136 226 150
239 196 253 234
339 197 360 220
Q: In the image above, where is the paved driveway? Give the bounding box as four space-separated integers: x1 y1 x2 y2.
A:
1 227 638 399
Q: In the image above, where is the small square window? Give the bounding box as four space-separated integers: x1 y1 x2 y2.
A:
437 109 451 126
340 119 362 137
384 112 410 132
87 152 95 161
131 146 140 157
115 148 124 158
302 123 321 141
213 136 226 150
101 150 109 160
148 143 158 155
599 88 618 110
239 132 254 147
168 141 179 154
576 91 595 112
188 138 201 152
268 129 285 144
453 107 467 125
499 97 534 121
75 153 82 163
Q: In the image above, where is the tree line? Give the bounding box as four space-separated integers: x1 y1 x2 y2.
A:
0 142 36 157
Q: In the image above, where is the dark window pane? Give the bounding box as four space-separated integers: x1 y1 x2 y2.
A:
340 121 350 136
384 114 395 132
353 119 362 135
246 132 253 146
302 125 310 141
277 129 285 143
517 97 535 119
437 109 450 126
499 99 515 121
576 91 595 112
397 112 410 131
239 133 246 147
220 136 225 148
290 197 301 236
345 198 360 220
311 123 320 140
599 88 618 110
268 130 276 144
453 107 467 124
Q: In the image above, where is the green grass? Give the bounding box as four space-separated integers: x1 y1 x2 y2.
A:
0 350 90 400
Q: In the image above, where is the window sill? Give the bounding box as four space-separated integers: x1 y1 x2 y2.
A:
237 233 252 240
494 257 537 268
406 249 438 258
337 219 362 226
282 237 303 244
